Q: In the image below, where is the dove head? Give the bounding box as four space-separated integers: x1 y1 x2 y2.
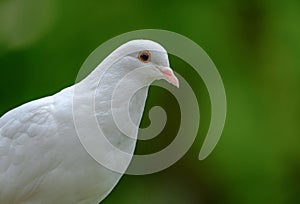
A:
104 40 179 88
76 40 179 153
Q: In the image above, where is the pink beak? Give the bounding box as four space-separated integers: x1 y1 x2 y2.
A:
159 66 179 88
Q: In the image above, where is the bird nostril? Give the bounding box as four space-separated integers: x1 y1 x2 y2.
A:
161 69 173 76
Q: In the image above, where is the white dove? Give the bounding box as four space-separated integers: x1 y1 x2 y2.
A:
0 40 179 204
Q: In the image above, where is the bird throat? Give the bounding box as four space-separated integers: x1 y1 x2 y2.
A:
94 75 149 155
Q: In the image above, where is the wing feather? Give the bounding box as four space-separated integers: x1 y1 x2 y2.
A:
0 96 59 203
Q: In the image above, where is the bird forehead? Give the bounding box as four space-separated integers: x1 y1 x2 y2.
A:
120 40 167 54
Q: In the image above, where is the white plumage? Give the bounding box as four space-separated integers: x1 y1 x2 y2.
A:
0 40 178 204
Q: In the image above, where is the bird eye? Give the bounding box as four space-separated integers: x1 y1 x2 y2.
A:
138 50 151 63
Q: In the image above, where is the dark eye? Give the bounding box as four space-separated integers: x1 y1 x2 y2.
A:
138 50 151 62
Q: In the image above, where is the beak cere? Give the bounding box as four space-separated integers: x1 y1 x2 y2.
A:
159 66 179 88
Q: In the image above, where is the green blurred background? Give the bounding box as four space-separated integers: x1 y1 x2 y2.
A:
1 0 299 203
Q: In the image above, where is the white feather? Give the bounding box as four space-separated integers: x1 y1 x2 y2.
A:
0 40 171 204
